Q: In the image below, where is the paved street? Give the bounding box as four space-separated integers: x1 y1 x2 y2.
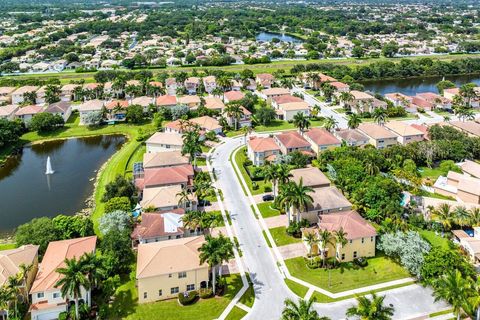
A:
212 136 449 319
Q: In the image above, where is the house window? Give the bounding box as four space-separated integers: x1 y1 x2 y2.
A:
143 292 147 299
53 292 61 299
371 236 374 242
178 272 187 279
158 290 162 296
361 238 364 244
353 251 358 259
341 253 345 260
349 240 352 244
378 140 384 143
37 292 44 299
168 274 172 278
186 284 195 291
171 287 179 294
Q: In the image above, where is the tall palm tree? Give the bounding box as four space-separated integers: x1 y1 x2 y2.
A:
181 129 203 167
45 84 61 104
318 230 334 267
276 164 291 187
176 188 192 209
453 206 470 227
431 203 454 231
198 234 234 293
324 116 338 133
311 105 321 118
0 286 12 320
225 103 243 130
181 210 203 233
347 113 362 129
56 257 91 320
281 297 328 320
469 208 480 227
263 164 279 197
334 228 348 262
6 276 22 318
434 270 473 320
339 92 354 108
372 108 388 126
279 179 314 223
79 252 104 290
18 263 33 303
346 293 395 320
303 231 319 257
293 112 311 134
306 73 321 90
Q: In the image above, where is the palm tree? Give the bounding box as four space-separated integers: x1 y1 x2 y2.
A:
241 126 251 145
304 231 319 257
364 154 380 176
318 230 334 267
198 234 234 294
79 252 104 290
334 228 348 262
19 263 33 303
346 293 395 320
324 116 338 133
181 129 203 167
311 105 321 118
431 203 453 231
6 276 22 318
225 103 243 130
347 113 362 129
263 164 279 197
469 208 480 226
281 297 328 320
45 84 61 104
23 91 37 105
276 164 291 187
434 270 473 320
293 112 311 134
0 285 13 320
306 73 321 90
372 108 388 126
176 188 192 209
279 179 314 223
453 206 470 227
56 257 91 320
181 210 203 233
73 86 84 101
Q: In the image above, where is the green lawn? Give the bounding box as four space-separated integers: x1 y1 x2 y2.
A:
285 255 410 293
257 202 281 218
361 114 417 122
234 147 270 195
239 274 255 308
419 166 445 180
284 279 309 298
269 227 302 247
419 230 451 250
254 119 324 133
0 243 16 251
225 306 247 320
262 230 272 248
118 274 243 320
333 107 347 114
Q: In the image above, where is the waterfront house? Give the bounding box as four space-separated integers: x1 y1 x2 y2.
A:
142 151 189 170
0 244 39 293
77 99 104 125
140 185 197 211
415 92 452 110
15 105 44 122
45 101 72 122
0 105 19 120
146 132 183 153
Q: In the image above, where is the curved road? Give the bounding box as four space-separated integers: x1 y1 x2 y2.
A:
212 136 449 320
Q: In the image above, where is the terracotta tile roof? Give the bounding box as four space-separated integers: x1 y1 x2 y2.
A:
105 100 129 110
290 167 330 188
330 81 349 89
443 88 460 96
0 87 16 95
131 210 185 240
410 124 429 139
15 105 44 116
82 83 101 91
140 185 194 209
385 121 424 137
143 151 189 169
248 137 280 152
137 164 194 189
451 121 480 137
412 96 434 109
335 129 369 143
77 99 104 112
203 76 216 84
178 95 201 105
309 186 352 212
351 90 374 100
146 132 183 146
204 97 225 110
279 101 310 111
262 88 290 96
165 78 177 86
385 92 412 102
224 91 245 102
0 245 39 287
45 101 71 114
12 86 39 95
132 96 154 107
272 95 304 105
305 128 341 146
136 236 206 278
275 131 310 149
126 80 141 86
190 116 222 131
358 123 398 140
149 81 163 88
318 211 377 240
0 105 19 117
461 160 480 178
417 92 451 104
30 236 97 293
185 77 200 85
156 95 177 106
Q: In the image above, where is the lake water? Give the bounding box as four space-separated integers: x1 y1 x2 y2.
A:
363 74 480 96
0 135 125 235
256 31 303 43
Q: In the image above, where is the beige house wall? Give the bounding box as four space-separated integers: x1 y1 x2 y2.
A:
458 190 480 204
312 237 376 263
137 267 209 303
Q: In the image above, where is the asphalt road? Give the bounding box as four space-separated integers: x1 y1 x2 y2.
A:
212 136 449 320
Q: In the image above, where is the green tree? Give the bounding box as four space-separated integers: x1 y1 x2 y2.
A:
278 179 313 224
281 298 327 320
28 113 64 132
346 293 395 320
434 270 473 320
255 105 277 126
352 45 365 58
324 116 338 132
347 113 362 129
318 229 334 267
372 108 388 126
181 128 203 167
293 112 311 134
102 175 135 202
436 80 455 94
381 41 399 58
15 217 58 255
225 103 243 130
104 196 131 213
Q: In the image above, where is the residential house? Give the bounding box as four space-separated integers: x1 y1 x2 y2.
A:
273 131 312 155
303 211 377 262
304 128 341 153
0 105 19 120
434 171 480 204
330 81 350 93
452 228 480 263
146 132 183 153
177 95 201 109
204 97 225 113
247 137 281 166
224 91 245 103
297 72 336 90
289 167 330 188
105 100 129 121
411 96 434 111
60 84 80 102
0 87 15 104
334 129 369 147
131 96 155 112
140 184 197 211
443 88 460 101
156 95 177 109
184 77 200 95
385 121 424 145
15 105 44 122
0 244 39 297
415 92 452 110
410 124 430 141
298 186 352 223
231 80 242 91
35 86 47 105
30 236 97 320
77 99 104 125
385 92 416 112
271 95 304 109
277 101 310 121
255 73 275 88
226 106 251 128
131 209 201 246
260 88 290 101
142 151 189 170
203 76 217 94
460 160 480 179
450 121 480 137
165 78 178 96
358 123 398 149
344 90 374 113
11 86 39 105
45 101 72 122
136 236 208 302
190 116 223 134
135 164 194 190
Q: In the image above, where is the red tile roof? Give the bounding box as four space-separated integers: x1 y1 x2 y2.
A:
131 209 185 240
272 95 304 105
136 164 194 189
318 211 377 240
248 137 280 152
224 91 245 102
156 95 177 106
305 128 341 146
275 131 310 149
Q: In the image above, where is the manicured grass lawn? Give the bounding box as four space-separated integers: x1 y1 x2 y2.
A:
257 201 281 218
419 230 451 250
284 278 309 298
196 157 208 166
254 119 324 132
262 230 272 248
118 274 243 320
234 147 270 195
239 274 255 308
269 227 302 247
225 306 247 320
0 243 16 251
419 166 445 180
333 107 347 114
285 255 410 293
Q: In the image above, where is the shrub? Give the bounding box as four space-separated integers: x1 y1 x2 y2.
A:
286 219 309 238
263 185 272 192
178 290 198 305
354 257 368 268
243 159 253 167
252 181 259 190
199 288 214 299
58 312 68 320
306 256 321 269
104 196 131 213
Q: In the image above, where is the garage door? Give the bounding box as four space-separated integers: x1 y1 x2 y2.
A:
36 311 60 320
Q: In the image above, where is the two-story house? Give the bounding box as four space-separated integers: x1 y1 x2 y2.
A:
247 137 282 166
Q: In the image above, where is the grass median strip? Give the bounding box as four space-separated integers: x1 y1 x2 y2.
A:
284 279 309 298
257 201 281 218
225 306 247 320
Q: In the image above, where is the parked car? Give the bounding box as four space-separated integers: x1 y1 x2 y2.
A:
262 194 274 201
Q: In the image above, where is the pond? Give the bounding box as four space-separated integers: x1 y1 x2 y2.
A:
256 31 303 43
362 74 480 96
0 135 125 235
